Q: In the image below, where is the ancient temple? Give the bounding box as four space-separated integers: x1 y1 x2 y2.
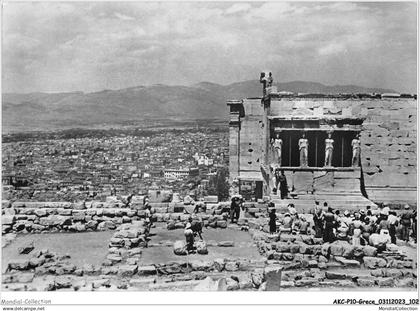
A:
227 72 417 211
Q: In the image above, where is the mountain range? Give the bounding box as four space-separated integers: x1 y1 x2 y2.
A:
2 80 395 133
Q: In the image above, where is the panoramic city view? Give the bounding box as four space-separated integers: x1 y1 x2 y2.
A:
1 1 417 304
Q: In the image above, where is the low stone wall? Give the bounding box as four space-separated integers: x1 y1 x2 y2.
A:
2 200 136 234
1 200 268 234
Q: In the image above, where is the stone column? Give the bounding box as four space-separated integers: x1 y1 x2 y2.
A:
229 111 241 182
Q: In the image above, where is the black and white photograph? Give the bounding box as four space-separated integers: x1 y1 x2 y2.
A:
1 0 418 307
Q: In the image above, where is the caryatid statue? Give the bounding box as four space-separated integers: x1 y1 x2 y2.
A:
298 132 308 167
271 132 283 165
324 132 334 167
351 133 361 167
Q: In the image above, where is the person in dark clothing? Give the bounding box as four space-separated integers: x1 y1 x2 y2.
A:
412 210 417 243
279 170 288 199
400 204 413 242
189 216 204 240
323 207 336 243
388 211 399 244
268 208 277 234
230 196 241 223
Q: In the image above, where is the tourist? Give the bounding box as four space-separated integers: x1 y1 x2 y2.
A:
279 170 288 199
144 197 153 232
273 167 287 199
313 203 324 238
388 211 399 244
376 211 390 236
341 210 352 226
193 201 206 214
298 215 310 235
412 210 417 243
282 213 293 231
191 215 204 240
291 215 301 235
359 209 366 222
400 204 413 242
268 208 277 235
230 196 241 223
323 207 336 243
288 203 297 216
309 201 320 216
336 221 349 241
361 217 374 245
351 218 363 246
184 222 195 253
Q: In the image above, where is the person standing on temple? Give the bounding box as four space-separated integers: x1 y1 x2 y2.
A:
400 204 413 242
279 170 288 199
271 132 283 165
272 168 287 198
351 133 361 167
324 132 334 167
298 132 309 167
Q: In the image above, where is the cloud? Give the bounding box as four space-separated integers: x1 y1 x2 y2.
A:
114 12 135 21
2 2 417 93
225 3 251 15
318 43 347 56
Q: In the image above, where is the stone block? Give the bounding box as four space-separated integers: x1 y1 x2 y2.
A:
173 240 187 256
330 241 354 258
8 259 30 271
138 265 157 275
217 241 234 247
118 265 138 277
224 261 239 272
264 266 283 291
54 276 73 289
377 277 394 287
357 277 375 287
34 209 47 217
363 257 387 269
2 215 15 225
325 271 347 280
295 279 319 287
190 260 213 271
91 278 111 288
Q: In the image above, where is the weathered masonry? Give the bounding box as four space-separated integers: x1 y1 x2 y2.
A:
227 74 417 207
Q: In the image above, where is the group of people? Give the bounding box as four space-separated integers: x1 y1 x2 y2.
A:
268 202 311 236
268 201 417 249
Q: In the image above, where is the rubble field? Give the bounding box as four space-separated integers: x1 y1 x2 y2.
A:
2 198 418 291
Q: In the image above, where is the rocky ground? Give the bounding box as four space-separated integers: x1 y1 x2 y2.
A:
2 198 417 291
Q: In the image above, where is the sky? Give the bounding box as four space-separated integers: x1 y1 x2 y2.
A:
2 1 417 93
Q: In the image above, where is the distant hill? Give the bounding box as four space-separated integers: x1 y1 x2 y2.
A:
2 80 395 133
